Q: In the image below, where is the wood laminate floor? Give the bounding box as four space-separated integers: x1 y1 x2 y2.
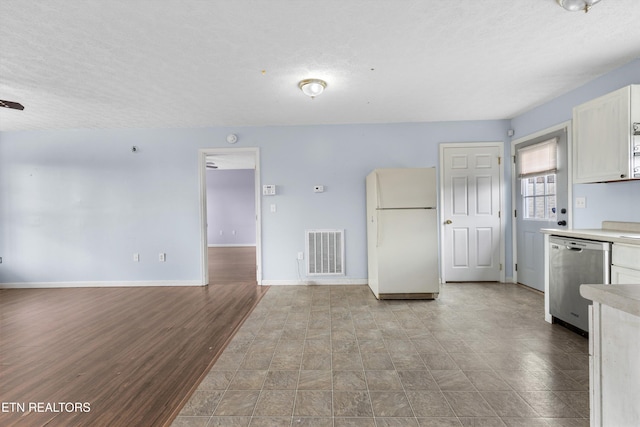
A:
0 248 265 426
208 247 257 285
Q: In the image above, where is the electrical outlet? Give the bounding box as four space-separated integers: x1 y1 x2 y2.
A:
159 253 166 262
297 252 304 260
575 197 586 208
133 253 140 262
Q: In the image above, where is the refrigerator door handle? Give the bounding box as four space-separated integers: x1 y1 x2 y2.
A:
376 211 382 248
375 172 382 209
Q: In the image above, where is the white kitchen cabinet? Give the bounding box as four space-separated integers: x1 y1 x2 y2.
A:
581 285 640 427
611 243 640 284
573 84 640 183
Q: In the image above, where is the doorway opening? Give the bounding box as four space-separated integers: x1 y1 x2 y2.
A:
198 147 261 286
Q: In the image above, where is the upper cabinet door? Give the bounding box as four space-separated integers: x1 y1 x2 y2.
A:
573 85 639 184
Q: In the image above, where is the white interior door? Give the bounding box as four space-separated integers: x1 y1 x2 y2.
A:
441 144 502 282
514 127 569 291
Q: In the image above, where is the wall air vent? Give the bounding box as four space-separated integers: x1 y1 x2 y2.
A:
306 229 345 276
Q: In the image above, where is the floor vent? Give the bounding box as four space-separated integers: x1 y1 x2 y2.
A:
306 229 345 276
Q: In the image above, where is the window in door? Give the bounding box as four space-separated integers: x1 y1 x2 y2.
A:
522 174 556 220
517 137 558 221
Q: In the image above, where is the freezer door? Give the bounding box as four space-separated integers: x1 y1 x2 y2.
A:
376 209 439 294
373 168 437 208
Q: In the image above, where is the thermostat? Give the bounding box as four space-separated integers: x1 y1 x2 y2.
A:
263 184 276 195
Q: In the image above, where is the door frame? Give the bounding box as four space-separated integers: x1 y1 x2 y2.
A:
438 142 506 283
510 121 572 285
198 147 262 286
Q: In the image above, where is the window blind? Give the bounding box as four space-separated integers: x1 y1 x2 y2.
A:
517 137 558 178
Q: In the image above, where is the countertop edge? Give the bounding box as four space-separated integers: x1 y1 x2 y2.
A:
580 284 640 318
540 228 640 245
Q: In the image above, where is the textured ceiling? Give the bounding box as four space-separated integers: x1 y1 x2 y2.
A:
1 0 639 131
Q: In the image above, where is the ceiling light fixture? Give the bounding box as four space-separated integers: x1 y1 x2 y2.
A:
298 79 327 98
557 0 601 13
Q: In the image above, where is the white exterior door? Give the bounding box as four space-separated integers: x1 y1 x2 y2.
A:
441 144 502 282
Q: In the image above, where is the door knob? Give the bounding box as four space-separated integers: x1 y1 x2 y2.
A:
445 220 453 224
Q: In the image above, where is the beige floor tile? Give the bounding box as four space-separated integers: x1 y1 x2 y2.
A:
442 391 497 417
176 284 591 427
332 391 374 417
332 370 367 390
294 390 333 417
406 390 456 417
178 390 224 416
364 369 403 390
369 391 413 417
298 370 332 390
253 389 295 416
213 390 260 416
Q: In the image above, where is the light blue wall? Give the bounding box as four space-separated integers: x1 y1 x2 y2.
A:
510 58 640 228
2 59 637 286
0 121 510 284
207 169 256 246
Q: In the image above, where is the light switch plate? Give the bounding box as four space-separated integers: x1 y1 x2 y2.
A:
575 197 586 208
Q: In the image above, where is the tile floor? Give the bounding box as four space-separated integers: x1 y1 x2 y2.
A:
172 283 589 427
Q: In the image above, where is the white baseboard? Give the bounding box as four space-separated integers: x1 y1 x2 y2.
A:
262 279 368 286
208 244 257 248
0 280 204 289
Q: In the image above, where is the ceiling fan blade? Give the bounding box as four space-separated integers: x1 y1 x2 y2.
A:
0 100 25 110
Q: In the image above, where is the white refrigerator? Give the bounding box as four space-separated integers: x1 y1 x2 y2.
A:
366 168 440 299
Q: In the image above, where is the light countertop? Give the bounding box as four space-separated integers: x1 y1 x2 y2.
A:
540 228 640 245
541 221 640 245
580 284 640 317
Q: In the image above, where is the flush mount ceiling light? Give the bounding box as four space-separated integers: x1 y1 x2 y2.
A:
557 0 601 13
298 79 327 98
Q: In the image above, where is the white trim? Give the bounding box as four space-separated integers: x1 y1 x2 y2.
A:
199 147 262 286
438 141 506 283
511 121 572 285
208 244 257 248
0 280 203 289
262 279 368 286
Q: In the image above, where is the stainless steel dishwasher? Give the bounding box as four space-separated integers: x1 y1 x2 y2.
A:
549 236 611 334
